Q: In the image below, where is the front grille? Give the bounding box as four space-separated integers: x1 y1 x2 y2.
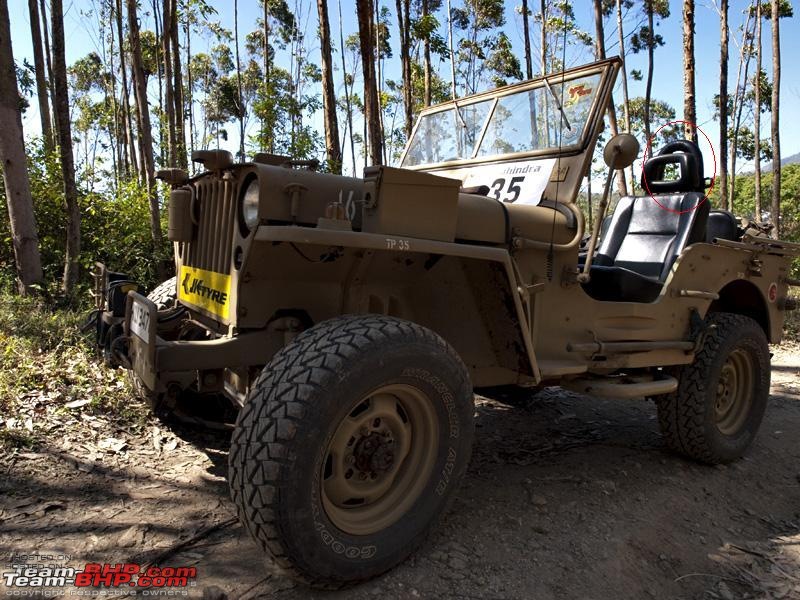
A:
180 176 237 273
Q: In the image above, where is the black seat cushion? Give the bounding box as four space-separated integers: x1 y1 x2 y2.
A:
581 193 709 303
582 265 665 303
706 210 738 242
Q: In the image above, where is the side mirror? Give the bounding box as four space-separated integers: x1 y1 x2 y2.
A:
603 133 640 169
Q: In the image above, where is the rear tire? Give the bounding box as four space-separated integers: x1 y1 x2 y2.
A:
228 315 475 588
656 312 770 464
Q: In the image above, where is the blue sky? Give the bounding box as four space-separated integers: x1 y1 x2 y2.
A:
6 0 800 178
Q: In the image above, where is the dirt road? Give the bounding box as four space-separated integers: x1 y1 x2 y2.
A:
2 346 799 599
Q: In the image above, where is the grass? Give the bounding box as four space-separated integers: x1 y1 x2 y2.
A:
0 292 145 450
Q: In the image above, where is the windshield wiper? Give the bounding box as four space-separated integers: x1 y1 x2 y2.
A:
542 76 572 132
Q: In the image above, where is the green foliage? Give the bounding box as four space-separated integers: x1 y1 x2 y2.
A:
452 0 526 93
0 139 170 296
731 126 772 162
533 1 592 75
623 96 678 147
629 0 670 54
15 59 34 113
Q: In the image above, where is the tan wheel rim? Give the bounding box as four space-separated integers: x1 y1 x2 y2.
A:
321 384 439 536
714 348 754 436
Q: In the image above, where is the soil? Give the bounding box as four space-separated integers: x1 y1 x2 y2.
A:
1 345 799 599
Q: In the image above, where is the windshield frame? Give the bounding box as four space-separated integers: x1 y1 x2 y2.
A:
399 59 616 171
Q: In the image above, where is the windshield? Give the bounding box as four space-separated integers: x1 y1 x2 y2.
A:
401 72 602 168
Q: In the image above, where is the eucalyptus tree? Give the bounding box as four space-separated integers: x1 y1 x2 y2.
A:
51 0 82 295
630 0 670 147
0 0 44 293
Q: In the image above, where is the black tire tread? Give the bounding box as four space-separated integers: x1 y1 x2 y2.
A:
146 276 177 310
228 314 471 589
657 312 769 464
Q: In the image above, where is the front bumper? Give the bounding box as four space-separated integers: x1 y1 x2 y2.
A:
91 263 288 399
124 290 282 393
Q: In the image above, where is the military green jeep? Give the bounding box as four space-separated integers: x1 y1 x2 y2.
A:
91 57 799 587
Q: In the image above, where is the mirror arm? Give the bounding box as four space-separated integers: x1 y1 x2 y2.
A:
577 155 618 284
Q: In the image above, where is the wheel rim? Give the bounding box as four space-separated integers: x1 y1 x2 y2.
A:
321 384 439 536
714 348 754 436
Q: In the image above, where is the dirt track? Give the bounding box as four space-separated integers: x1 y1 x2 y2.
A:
2 345 799 599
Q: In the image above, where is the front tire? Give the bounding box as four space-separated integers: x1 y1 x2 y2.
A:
656 312 770 464
228 315 475 588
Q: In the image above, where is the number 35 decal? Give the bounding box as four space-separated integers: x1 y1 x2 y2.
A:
489 176 525 202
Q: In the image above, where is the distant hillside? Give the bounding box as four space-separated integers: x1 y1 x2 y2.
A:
763 151 800 171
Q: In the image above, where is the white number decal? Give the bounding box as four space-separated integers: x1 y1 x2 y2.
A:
130 301 150 343
489 176 526 202
385 238 411 251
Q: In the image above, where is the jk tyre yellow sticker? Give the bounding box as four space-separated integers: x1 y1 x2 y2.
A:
178 265 232 319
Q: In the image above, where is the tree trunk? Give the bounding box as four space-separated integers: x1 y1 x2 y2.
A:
127 0 162 247
446 0 457 99
170 0 186 169
185 10 194 167
116 0 138 179
162 0 176 166
643 0 654 148
770 0 780 239
38 0 54 121
337 0 356 174
27 0 53 154
318 0 341 172
234 0 245 160
593 0 626 196
719 0 729 210
261 0 276 153
729 9 755 206
51 0 81 295
521 0 533 79
422 0 431 106
356 0 382 165
682 0 696 141
375 0 386 163
396 0 412 141
153 0 165 166
540 0 547 74
0 0 43 293
754 0 762 220
107 7 124 186
616 0 634 192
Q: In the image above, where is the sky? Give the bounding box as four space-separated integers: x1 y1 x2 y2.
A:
6 0 800 181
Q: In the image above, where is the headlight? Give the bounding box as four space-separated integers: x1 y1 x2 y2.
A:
241 179 260 231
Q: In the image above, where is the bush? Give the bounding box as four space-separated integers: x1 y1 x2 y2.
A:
0 139 172 300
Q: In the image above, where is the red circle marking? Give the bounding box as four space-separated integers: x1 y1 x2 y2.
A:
639 120 717 214
768 283 778 303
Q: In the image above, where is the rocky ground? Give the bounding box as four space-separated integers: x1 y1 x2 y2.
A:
1 344 799 599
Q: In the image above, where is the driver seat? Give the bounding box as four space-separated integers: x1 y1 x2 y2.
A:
581 140 709 303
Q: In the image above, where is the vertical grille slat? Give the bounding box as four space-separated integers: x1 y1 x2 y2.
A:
214 180 226 272
181 175 236 275
202 179 211 267
221 179 235 269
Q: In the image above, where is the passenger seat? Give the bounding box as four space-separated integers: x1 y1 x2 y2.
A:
581 139 710 303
